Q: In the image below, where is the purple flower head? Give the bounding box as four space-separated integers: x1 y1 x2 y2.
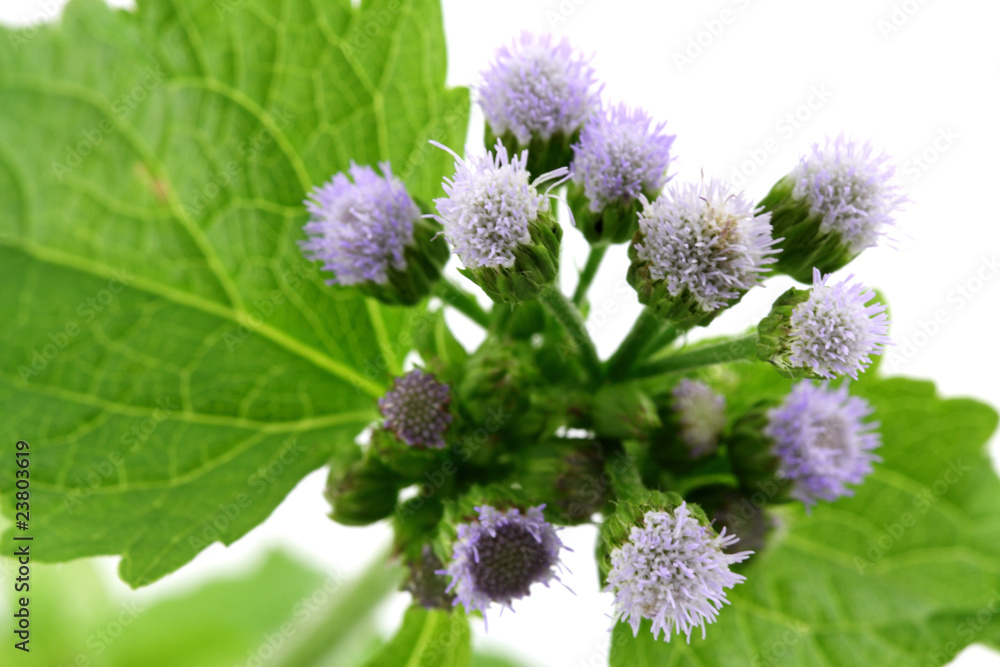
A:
571 103 675 211
671 379 726 458
634 179 777 312
432 140 568 269
444 504 565 619
301 163 418 286
378 369 452 449
765 380 881 509
478 32 600 144
791 135 905 253
789 269 891 379
606 503 752 642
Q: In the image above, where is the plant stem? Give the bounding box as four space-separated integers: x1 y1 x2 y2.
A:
639 323 681 361
538 284 602 380
630 332 758 379
277 552 404 667
433 279 490 328
604 308 667 381
571 244 609 307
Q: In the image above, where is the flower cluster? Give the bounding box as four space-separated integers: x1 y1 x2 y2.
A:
378 369 452 449
632 179 777 315
478 32 599 144
671 379 727 458
791 135 904 254
765 381 881 508
301 163 416 286
432 141 566 270
297 29 903 651
787 269 891 379
444 504 565 619
606 504 752 641
571 103 674 211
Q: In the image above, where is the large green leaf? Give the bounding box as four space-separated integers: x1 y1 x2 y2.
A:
611 371 1000 666
363 605 472 667
0 0 468 586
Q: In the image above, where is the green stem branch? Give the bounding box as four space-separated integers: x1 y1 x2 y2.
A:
604 308 667 381
433 279 490 328
538 284 602 380
571 244 609 307
630 332 758 379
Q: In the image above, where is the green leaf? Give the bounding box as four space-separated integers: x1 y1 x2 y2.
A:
1 550 387 667
611 371 1000 666
0 0 468 586
363 605 472 667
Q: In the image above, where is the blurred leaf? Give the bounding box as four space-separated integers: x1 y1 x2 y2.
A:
472 652 538 667
611 371 1000 666
0 0 468 587
363 605 471 667
1 550 377 667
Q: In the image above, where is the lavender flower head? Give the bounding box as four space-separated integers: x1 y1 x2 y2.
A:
479 32 599 144
789 269 891 379
378 369 452 449
634 179 777 312
791 136 905 253
301 163 418 286
432 141 568 269
571 103 675 211
606 503 752 642
765 381 881 508
671 379 726 458
444 504 565 618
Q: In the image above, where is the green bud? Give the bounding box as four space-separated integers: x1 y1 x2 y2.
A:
325 446 400 526
725 403 793 505
369 428 441 480
512 438 607 525
459 211 562 304
568 183 644 245
687 484 774 556
758 176 859 283
402 544 455 610
486 125 576 179
360 217 450 306
626 240 720 330
755 285 823 379
591 384 661 441
457 340 537 436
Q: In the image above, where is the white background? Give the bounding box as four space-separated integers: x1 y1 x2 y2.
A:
2 0 999 665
